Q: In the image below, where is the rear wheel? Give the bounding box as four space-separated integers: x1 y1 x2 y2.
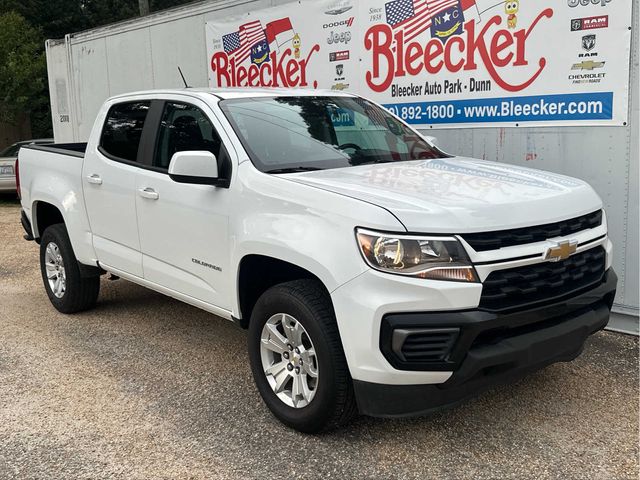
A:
248 279 357 433
39 224 100 313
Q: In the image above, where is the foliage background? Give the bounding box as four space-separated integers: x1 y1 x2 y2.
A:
0 0 194 138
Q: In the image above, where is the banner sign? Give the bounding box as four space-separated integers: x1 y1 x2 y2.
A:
205 0 632 128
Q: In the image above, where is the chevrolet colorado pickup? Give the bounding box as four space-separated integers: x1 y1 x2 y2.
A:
18 88 616 433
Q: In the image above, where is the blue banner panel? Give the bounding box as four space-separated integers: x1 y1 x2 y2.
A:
383 92 614 125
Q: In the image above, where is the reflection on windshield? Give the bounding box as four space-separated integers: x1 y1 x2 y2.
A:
219 96 446 173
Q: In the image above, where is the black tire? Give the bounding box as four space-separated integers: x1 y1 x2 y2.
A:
39 223 100 313
248 279 357 433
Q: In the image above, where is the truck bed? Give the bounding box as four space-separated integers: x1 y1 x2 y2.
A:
18 141 97 264
23 142 87 158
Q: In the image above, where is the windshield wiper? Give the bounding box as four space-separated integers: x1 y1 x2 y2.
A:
265 166 323 174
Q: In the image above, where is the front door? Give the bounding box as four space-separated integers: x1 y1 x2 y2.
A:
134 99 234 310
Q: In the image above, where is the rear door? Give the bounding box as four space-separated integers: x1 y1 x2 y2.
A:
134 97 235 310
82 100 152 277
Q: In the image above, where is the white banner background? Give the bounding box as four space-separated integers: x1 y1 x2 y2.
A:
205 0 632 128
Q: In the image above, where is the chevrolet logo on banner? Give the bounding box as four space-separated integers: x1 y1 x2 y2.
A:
544 240 578 262
571 60 605 70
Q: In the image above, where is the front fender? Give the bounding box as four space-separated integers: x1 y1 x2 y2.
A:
229 163 405 317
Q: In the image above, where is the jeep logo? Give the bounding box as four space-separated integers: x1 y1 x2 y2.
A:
327 30 352 45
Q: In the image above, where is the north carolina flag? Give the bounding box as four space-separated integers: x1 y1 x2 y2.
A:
222 20 266 64
467 0 505 22
385 0 458 43
460 0 481 23
265 17 295 48
430 0 466 43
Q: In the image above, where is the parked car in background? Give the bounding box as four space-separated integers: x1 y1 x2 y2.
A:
0 139 53 193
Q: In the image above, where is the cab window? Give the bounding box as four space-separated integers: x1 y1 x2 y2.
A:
153 102 230 178
100 101 150 162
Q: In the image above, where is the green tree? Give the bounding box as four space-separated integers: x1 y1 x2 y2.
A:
81 0 139 31
150 0 193 12
0 1 196 137
0 0 85 39
0 12 47 125
0 0 197 38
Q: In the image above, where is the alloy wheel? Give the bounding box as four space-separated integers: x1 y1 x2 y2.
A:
259 313 319 408
44 242 66 298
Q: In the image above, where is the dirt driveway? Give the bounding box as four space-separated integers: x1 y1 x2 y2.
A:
0 198 637 479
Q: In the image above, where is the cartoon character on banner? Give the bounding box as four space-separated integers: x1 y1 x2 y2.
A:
505 0 519 29
292 33 301 59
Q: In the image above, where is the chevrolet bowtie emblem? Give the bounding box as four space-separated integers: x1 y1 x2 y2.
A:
571 60 605 70
545 240 578 262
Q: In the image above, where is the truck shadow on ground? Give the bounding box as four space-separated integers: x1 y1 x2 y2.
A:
52 277 636 476
0 193 19 204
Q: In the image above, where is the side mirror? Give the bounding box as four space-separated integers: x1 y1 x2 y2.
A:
168 151 219 185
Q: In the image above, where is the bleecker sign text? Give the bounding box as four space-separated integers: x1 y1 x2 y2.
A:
364 9 554 93
211 45 321 87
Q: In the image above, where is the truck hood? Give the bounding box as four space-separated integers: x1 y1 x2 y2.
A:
285 157 602 233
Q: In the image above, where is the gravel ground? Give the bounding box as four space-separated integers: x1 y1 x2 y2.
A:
0 197 638 479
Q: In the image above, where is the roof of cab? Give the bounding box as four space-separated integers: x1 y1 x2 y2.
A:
109 87 356 101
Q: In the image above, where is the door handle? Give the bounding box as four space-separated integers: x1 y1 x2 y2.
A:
138 187 159 200
86 174 103 185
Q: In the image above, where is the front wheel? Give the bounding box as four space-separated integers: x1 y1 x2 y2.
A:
248 279 357 433
40 223 100 313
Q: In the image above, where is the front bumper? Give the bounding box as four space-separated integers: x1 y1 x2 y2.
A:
353 269 617 417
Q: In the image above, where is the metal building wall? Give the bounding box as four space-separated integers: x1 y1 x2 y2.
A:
44 0 639 317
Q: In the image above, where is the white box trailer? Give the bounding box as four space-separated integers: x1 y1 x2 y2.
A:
45 0 639 324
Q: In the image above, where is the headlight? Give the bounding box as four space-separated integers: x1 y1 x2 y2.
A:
356 229 478 282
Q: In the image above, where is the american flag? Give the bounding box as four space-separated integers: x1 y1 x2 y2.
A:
222 20 267 64
385 0 463 43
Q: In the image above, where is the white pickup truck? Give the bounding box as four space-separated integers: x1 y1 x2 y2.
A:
18 88 617 432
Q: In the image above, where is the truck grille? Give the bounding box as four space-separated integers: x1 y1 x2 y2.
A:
462 210 602 252
479 247 606 312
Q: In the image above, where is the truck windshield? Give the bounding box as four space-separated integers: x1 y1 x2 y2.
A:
219 96 446 173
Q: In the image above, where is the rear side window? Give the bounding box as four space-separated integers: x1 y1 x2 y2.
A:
100 101 150 162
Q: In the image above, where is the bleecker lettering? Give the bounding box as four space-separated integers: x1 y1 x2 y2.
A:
490 30 514 67
211 44 320 88
444 36 465 72
364 9 553 93
365 24 394 91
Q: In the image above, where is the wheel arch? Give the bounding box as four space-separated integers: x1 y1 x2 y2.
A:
235 254 334 328
31 200 65 241
30 198 101 276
